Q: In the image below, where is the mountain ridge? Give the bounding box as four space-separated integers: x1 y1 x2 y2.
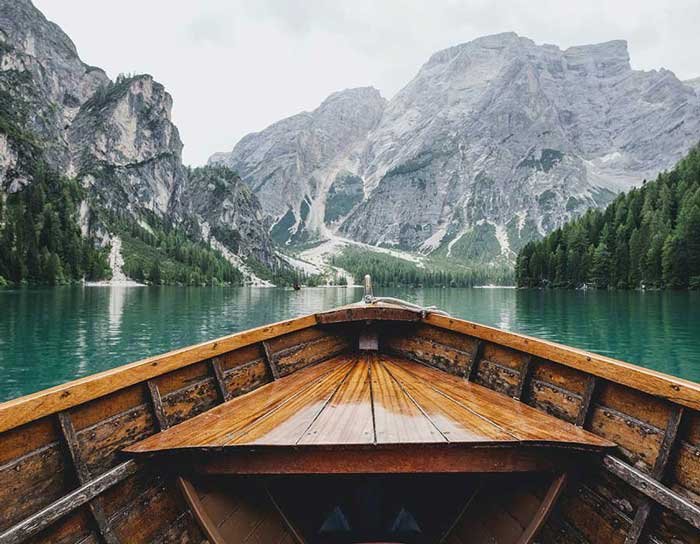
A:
0 0 282 285
211 32 700 264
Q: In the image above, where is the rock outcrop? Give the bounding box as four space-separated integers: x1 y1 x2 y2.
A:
0 0 280 280
212 33 700 262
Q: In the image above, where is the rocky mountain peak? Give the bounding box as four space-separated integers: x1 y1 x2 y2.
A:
213 33 700 264
0 0 282 284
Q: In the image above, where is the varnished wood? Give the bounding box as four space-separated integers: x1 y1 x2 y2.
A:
0 314 318 432
3 303 700 544
298 357 374 445
371 354 446 444
427 313 700 411
127 353 613 475
516 473 568 544
126 357 353 452
317 305 421 324
390 357 612 448
187 444 584 474
0 461 137 544
225 359 355 445
380 357 516 442
177 478 225 544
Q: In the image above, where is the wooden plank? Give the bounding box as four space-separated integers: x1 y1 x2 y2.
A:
393 357 613 449
210 358 232 402
427 313 700 411
0 461 137 544
261 341 280 380
177 478 226 544
371 356 446 444
316 305 420 324
384 335 474 376
652 406 685 477
576 375 597 427
224 359 355 445
465 340 484 381
603 455 700 530
146 380 169 431
57 412 120 544
125 356 353 453
271 335 351 377
57 413 91 483
623 406 685 544
190 443 576 475
516 473 568 544
380 357 517 442
0 314 318 433
514 355 533 402
440 486 481 543
298 356 374 445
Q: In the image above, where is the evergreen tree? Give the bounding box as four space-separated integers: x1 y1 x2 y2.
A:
515 145 700 290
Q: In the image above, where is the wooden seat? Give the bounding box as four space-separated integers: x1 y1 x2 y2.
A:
126 353 613 474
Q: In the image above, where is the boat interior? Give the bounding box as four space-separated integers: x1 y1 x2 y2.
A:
0 302 699 544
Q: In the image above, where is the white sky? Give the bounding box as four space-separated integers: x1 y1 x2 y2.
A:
34 0 700 166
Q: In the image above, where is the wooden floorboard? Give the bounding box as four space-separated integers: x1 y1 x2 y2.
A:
298 357 373 445
391 357 613 448
126 352 614 459
380 356 517 442
126 356 350 452
226 359 355 446
371 354 446 444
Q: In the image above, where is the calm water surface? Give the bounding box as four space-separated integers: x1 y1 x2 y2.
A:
1 286 699 401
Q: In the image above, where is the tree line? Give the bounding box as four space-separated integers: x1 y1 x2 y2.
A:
516 146 700 290
332 247 514 287
0 164 111 286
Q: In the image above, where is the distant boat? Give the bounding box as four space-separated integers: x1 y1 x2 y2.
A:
0 277 698 543
293 281 301 291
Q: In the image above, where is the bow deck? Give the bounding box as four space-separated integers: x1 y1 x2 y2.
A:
126 352 612 474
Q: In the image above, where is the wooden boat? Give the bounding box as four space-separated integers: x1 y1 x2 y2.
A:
1 281 699 544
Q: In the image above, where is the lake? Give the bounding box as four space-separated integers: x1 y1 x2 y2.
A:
1 286 699 401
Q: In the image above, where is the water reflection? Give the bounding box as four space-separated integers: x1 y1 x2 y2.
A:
0 286 698 401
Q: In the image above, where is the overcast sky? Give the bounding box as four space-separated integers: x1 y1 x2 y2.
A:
34 0 700 166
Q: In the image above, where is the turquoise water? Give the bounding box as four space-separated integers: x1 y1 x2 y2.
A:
1 286 699 401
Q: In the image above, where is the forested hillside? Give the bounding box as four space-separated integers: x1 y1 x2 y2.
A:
332 247 514 287
516 146 700 289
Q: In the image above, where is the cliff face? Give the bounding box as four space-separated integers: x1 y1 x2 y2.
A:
169 165 276 268
0 0 279 281
210 87 387 244
212 33 700 263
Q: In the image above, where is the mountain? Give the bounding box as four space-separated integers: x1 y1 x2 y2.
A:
211 33 700 264
0 0 280 285
515 145 700 289
686 77 700 96
211 87 386 244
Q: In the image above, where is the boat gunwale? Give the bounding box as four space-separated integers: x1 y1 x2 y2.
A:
1 303 699 435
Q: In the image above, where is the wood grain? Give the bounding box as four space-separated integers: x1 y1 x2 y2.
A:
426 313 700 411
0 315 318 433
